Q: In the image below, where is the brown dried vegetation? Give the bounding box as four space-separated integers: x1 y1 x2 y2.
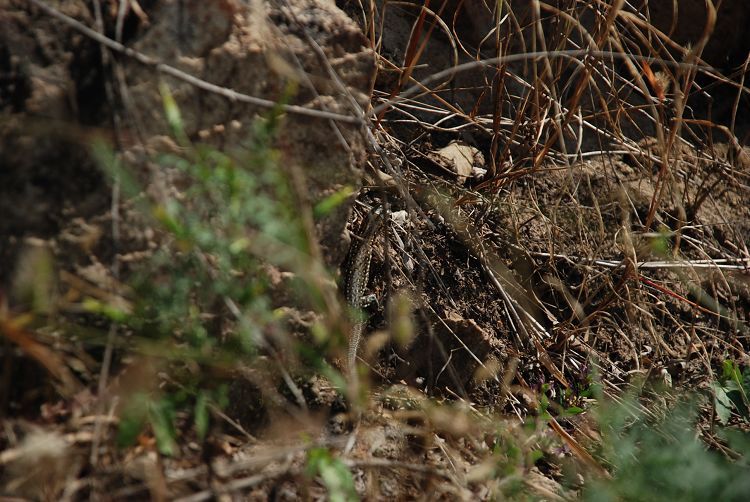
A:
1 0 750 499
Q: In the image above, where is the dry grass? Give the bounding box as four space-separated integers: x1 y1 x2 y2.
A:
2 0 750 499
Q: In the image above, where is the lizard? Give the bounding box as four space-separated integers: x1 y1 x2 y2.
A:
343 210 384 375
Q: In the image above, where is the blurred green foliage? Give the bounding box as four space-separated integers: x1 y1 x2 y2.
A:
583 388 750 501
306 448 358 502
94 86 338 455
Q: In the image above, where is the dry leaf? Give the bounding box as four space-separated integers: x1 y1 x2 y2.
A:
431 142 484 183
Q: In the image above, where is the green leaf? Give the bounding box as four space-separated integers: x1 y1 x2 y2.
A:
712 382 735 425
82 297 129 323
313 186 355 218
318 460 357 502
722 359 740 383
195 392 210 440
722 360 750 412
651 226 672 256
150 400 177 456
539 392 549 414
565 406 585 416
117 393 150 448
159 81 188 145
117 410 147 448
528 449 544 465
306 448 358 502
742 367 750 396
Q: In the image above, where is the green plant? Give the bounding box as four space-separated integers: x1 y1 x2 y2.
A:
306 447 358 502
711 360 750 425
94 86 343 452
583 391 750 501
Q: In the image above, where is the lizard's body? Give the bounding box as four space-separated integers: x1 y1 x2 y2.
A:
344 212 383 373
